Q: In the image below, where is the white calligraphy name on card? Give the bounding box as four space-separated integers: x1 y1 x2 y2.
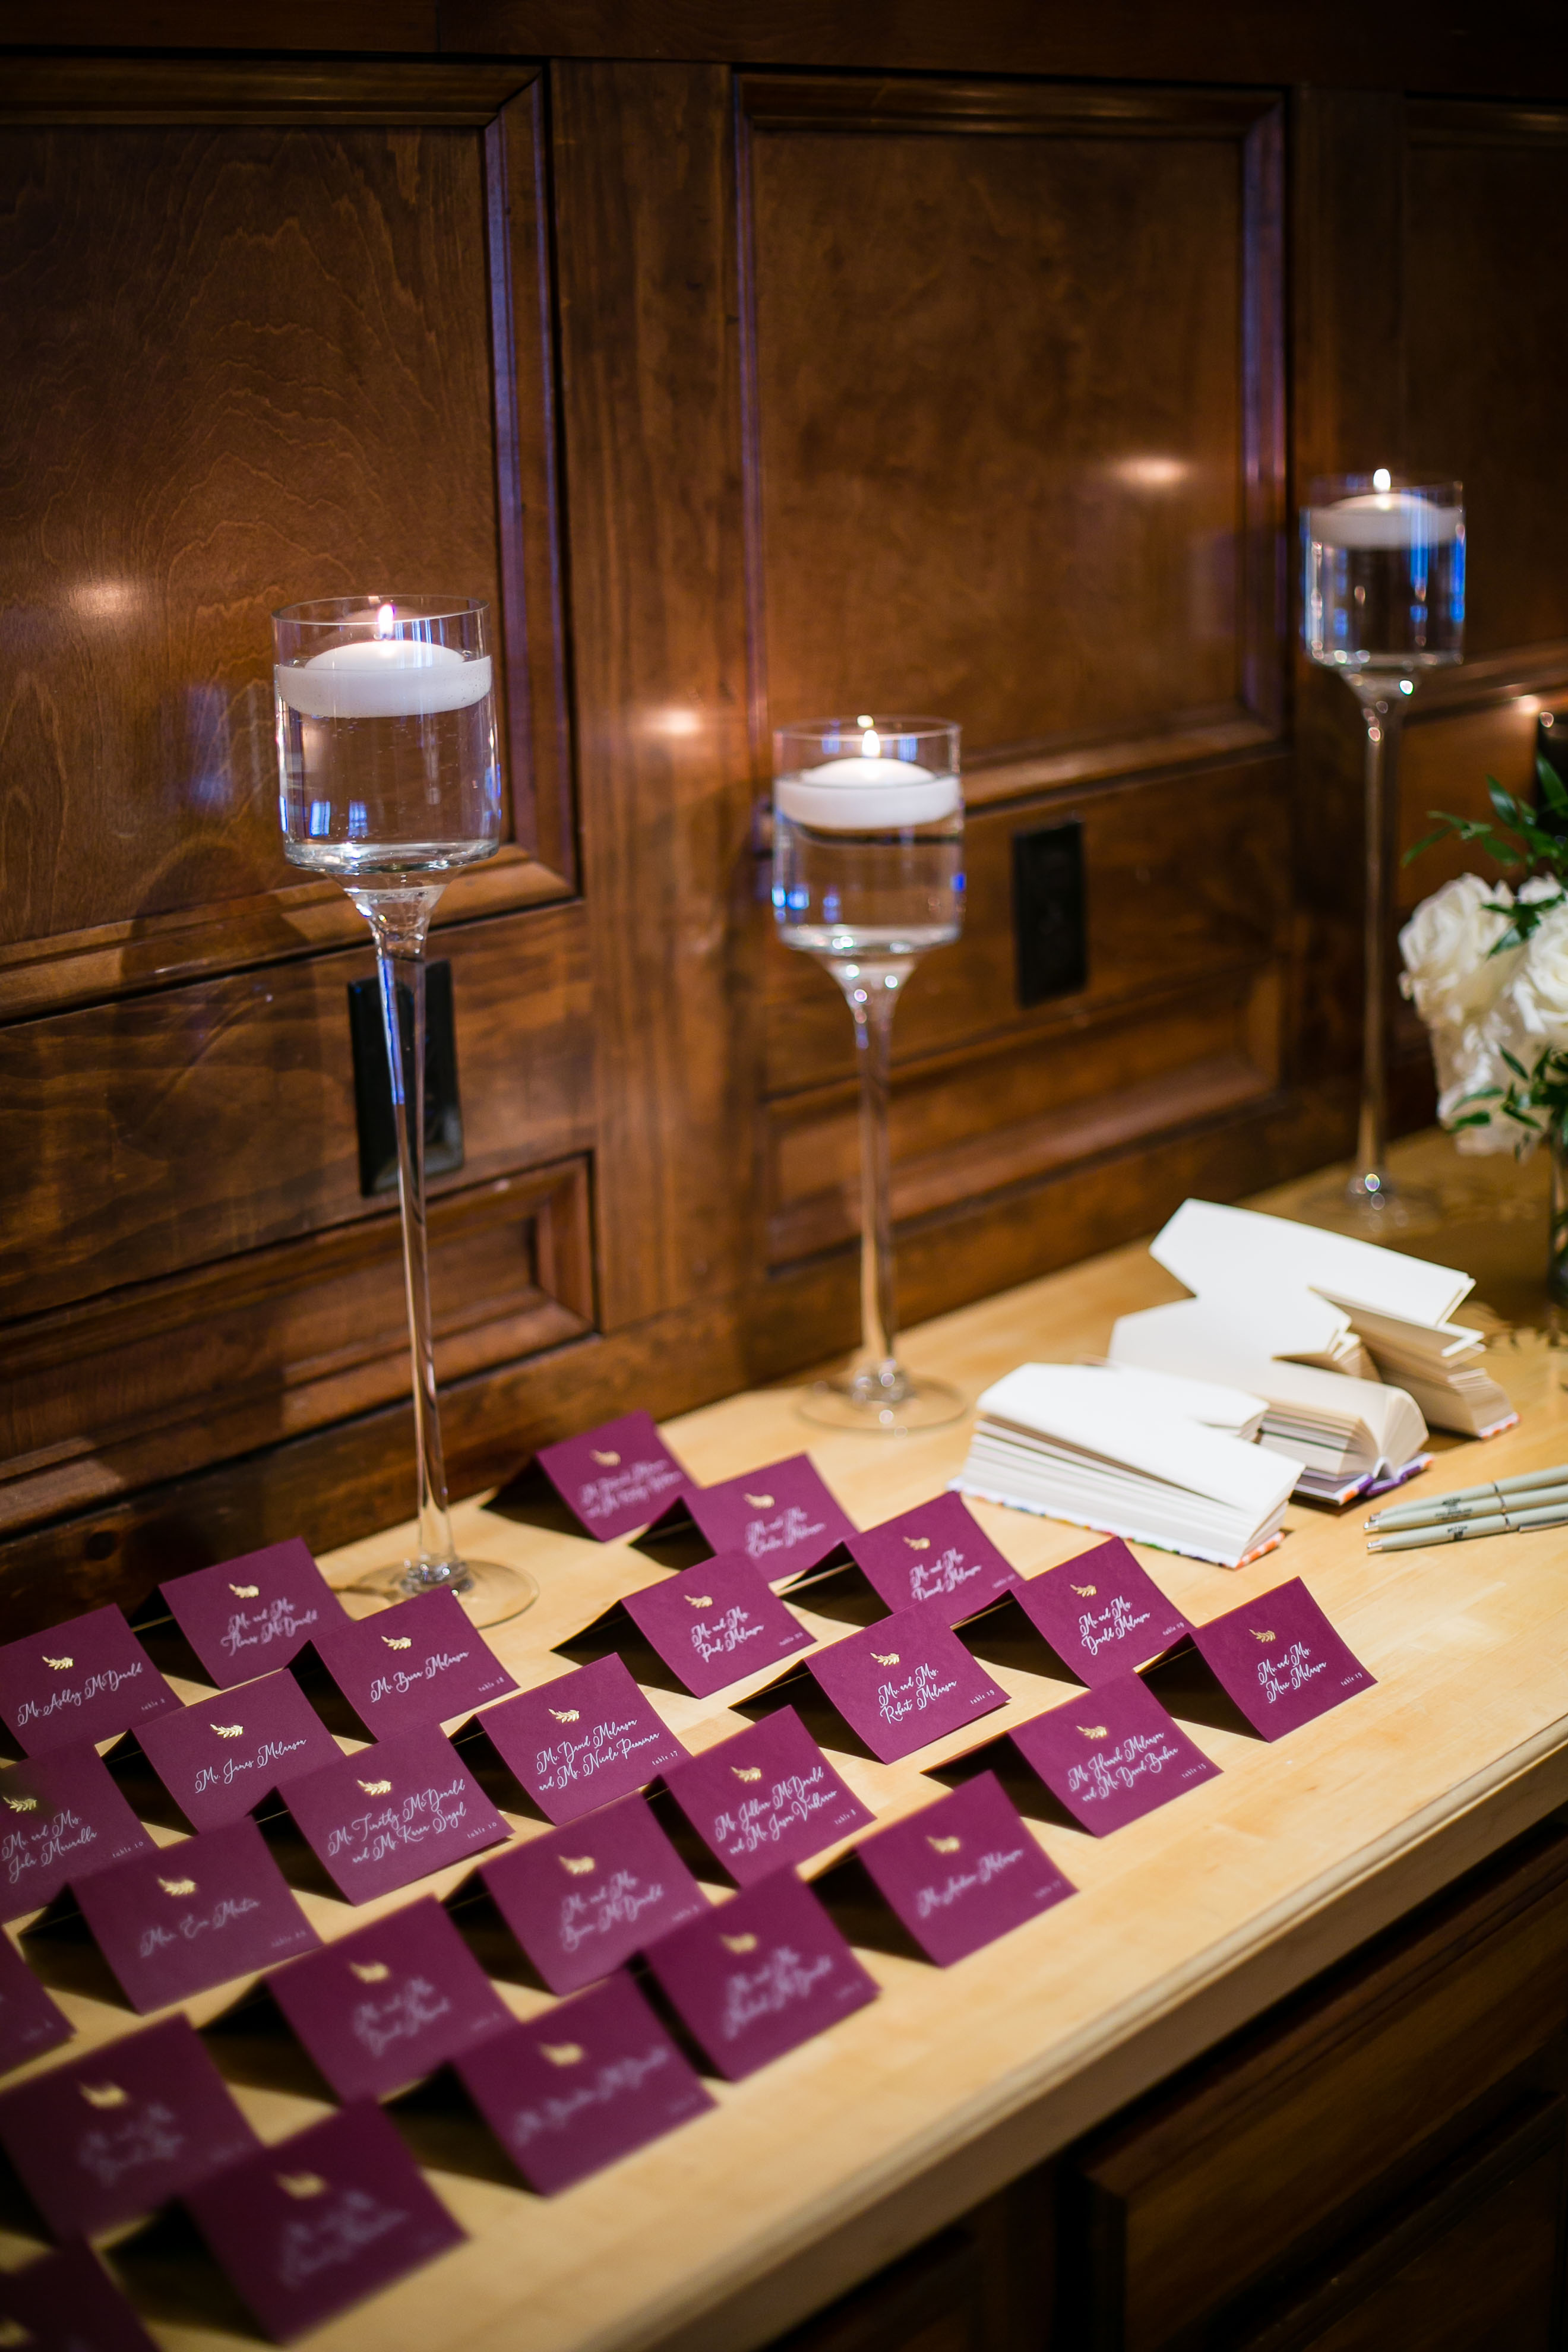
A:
456 1654 687 1825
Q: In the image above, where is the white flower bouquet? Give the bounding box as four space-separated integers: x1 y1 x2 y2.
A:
1401 764 1568 1156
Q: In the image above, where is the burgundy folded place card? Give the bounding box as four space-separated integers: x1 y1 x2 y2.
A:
469 1794 706 1995
853 1772 1075 1964
0 2239 159 2352
2 1746 152 1921
1010 1539 1193 1684
459 1655 685 1825
802 1604 1009 1763
150 1541 346 1687
265 1896 512 2101
1191 1579 1376 1740
536 1411 694 1541
451 1969 713 2194
127 1672 343 1833
0 1608 178 1759
660 1708 873 1886
643 1868 878 2080
40 1816 318 2013
277 1724 510 1903
0 2014 258 2238
0 1927 71 2074
1008 1672 1220 1834
676 1455 856 1582
846 1491 1022 1624
621 1555 814 1697
181 2100 463 2342
292 1588 516 1738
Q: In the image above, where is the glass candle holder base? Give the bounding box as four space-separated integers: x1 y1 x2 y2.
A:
799 1363 966 1434
1292 1172 1449 1238
350 1554 538 1628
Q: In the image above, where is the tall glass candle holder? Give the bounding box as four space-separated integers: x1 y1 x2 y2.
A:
273 593 536 1626
1303 473 1465 1224
773 715 965 1431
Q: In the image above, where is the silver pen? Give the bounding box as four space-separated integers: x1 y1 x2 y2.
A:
1368 1481 1568 1535
1368 1502 1568 1553
1366 1464 1568 1531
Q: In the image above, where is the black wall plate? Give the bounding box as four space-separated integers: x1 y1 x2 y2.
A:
1011 820 1088 1007
346 959 464 1199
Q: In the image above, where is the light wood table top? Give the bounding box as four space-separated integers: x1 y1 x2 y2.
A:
8 1133 1568 2352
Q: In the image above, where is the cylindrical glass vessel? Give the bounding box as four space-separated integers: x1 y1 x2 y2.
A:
772 715 965 1431
274 594 533 1625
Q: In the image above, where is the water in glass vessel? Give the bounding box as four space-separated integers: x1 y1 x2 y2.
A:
273 595 531 1626
773 717 965 1432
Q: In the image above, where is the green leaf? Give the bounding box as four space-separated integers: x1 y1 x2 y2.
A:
1448 1110 1494 1129
1501 1048 1531 1079
1488 776 1522 830
1538 754 1568 815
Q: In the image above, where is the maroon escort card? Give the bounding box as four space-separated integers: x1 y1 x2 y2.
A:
660 1709 872 1886
535 1411 694 1541
0 2239 159 2352
0 2015 258 2239
459 1655 685 1825
181 2100 463 2343
128 1672 342 1833
672 1455 856 1583
292 1589 516 1740
1010 1539 1193 1685
643 1869 878 2081
0 1608 177 1759
265 1896 512 2101
451 1970 713 2194
621 1556 814 1697
1190 1579 1376 1740
469 1794 706 1995
2 1746 152 1921
46 1816 318 2013
0 1926 71 2074
846 1492 1022 1625
853 1773 1076 1964
277 1724 510 1904
153 1541 346 1687
1009 1673 1221 1834
802 1605 1009 1764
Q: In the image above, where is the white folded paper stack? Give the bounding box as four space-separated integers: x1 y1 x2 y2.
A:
954 1361 1298 1570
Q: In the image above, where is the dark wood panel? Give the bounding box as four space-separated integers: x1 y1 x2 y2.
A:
0 901 594 1320
0 1156 592 1537
764 760 1291 1094
1406 103 1568 658
741 79 1276 762
1238 2100 1566 2352
768 967 1279 1264
1072 1831 1568 2351
549 59 756 1332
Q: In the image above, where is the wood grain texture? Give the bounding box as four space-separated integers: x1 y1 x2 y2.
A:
6 1134 1568 2352
549 60 756 1331
741 78 1264 757
0 902 593 1320
1405 102 1568 660
0 1156 592 1535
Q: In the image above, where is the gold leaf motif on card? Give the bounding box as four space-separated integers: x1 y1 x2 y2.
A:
210 1724 244 1739
79 2082 128 2109
41 1657 72 1671
1077 1726 1109 1741
358 1778 393 1795
730 1766 762 1782
744 1494 774 1510
348 1961 390 1984
589 1450 621 1467
871 1651 900 1667
1071 1584 1097 1597
902 1536 931 1551
927 1834 962 1854
720 1932 758 1955
559 1855 596 1877
158 1876 197 1897
548 1707 580 1723
229 1583 261 1598
540 2041 584 2066
3 1794 38 1813
685 1595 714 1610
277 2172 327 2199
381 1635 412 1651
1251 1629 1276 1645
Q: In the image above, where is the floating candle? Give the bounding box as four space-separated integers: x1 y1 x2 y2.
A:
275 634 493 721
775 753 961 831
1308 492 1463 550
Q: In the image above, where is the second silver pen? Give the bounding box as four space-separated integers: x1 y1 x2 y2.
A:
1368 1502 1568 1553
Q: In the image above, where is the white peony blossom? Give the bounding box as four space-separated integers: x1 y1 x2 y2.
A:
1435 978 1550 1155
1399 874 1519 1028
1510 893 1568 1051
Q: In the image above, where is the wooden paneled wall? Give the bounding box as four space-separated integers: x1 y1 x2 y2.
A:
1 9 1566 1624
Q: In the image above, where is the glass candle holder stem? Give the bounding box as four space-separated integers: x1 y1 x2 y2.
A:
351 881 463 1583
1348 679 1407 1205
836 956 908 1393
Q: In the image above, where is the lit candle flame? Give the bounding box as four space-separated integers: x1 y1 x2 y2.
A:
860 725 881 759
376 601 396 638
1372 467 1392 494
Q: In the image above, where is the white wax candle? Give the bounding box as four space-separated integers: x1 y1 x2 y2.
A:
1308 492 1462 549
275 637 493 720
774 754 962 830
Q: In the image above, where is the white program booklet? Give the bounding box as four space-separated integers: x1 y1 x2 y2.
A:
1150 1199 1473 1327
